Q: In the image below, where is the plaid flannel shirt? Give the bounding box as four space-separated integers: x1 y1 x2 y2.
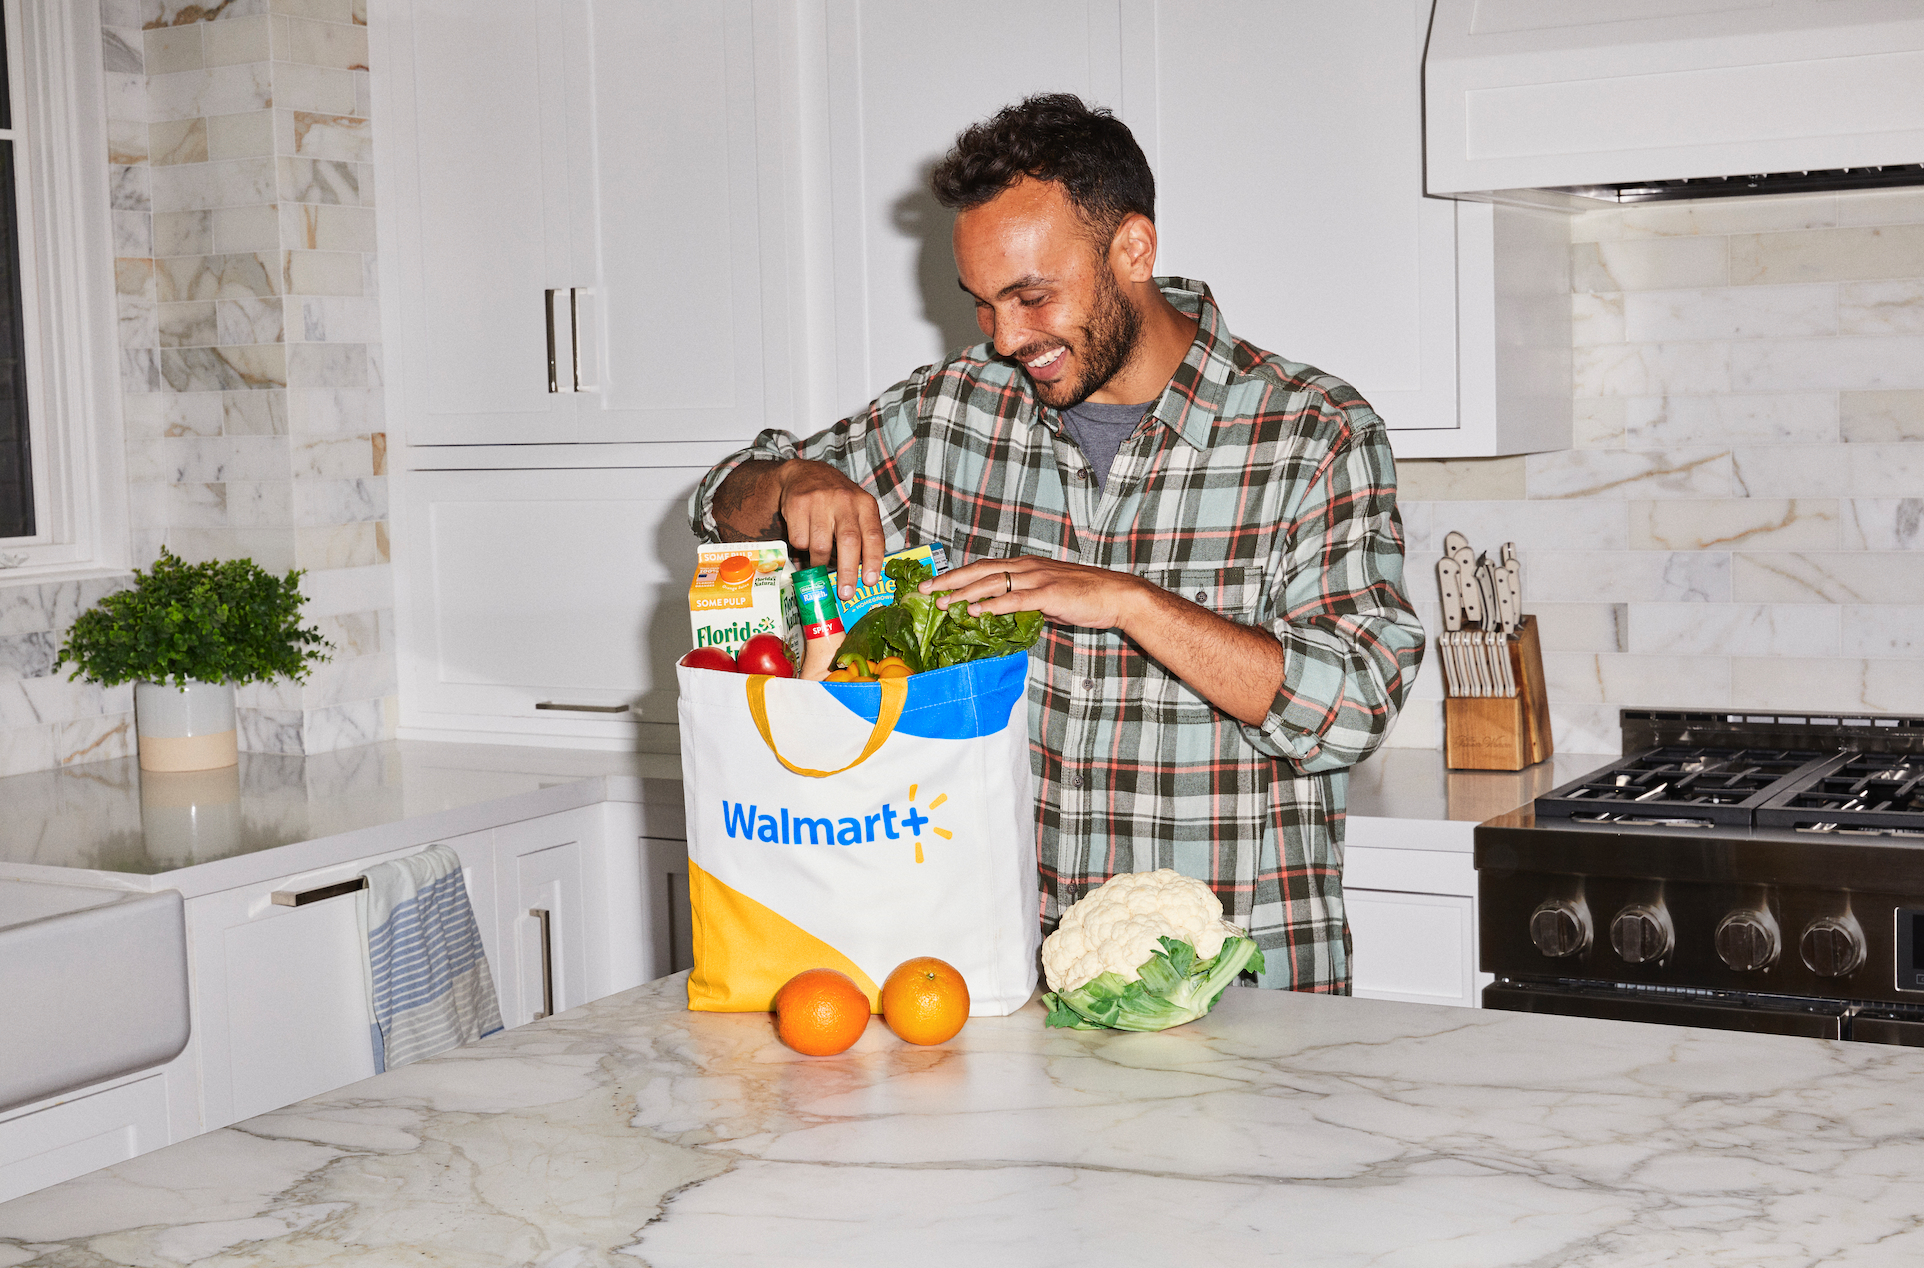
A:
691 279 1425 992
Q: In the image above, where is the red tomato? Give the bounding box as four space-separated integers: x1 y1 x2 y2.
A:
737 633 794 678
680 646 738 673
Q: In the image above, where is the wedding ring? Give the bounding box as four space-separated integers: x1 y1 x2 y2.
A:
1002 571 1015 596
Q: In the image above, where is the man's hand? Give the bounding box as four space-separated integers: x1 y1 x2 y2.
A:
928 555 1149 631
711 458 887 597
926 555 1287 726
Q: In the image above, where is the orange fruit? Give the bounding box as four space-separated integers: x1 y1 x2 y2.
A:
773 968 871 1056
881 957 969 1046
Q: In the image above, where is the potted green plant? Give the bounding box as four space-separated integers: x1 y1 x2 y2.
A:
57 550 330 772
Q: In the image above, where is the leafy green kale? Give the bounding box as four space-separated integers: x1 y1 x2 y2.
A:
838 557 1044 673
1041 935 1266 1032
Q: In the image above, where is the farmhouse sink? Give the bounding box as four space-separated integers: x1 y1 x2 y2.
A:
0 880 190 1112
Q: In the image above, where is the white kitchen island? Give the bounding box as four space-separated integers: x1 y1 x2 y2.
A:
2 971 1920 1265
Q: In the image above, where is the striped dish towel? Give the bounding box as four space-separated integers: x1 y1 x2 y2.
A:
355 843 504 1072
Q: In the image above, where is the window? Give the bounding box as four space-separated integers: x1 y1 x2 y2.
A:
0 0 128 576
0 8 32 540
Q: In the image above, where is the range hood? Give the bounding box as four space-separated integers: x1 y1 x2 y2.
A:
1425 0 1924 208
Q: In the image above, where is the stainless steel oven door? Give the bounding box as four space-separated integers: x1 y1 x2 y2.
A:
1485 981 1847 1039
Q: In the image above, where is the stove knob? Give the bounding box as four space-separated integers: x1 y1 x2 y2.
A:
1529 899 1591 958
1715 910 1780 972
1800 917 1865 977
1610 904 1674 964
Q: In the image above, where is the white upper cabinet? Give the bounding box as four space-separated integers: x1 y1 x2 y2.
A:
814 0 1123 419
1151 1 1459 437
379 0 1567 461
383 0 576 445
381 0 783 451
808 0 1568 456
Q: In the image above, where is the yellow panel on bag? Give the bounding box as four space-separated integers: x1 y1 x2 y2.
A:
684 859 882 1013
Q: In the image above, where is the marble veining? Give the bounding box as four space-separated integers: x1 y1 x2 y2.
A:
0 632 57 679
1843 498 1924 550
159 344 285 393
101 26 142 73
12 978 1924 1264
277 156 362 206
107 165 150 213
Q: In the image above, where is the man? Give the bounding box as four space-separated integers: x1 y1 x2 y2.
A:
691 94 1424 992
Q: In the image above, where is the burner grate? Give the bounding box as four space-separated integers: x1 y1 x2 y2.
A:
1535 746 1832 827
1757 753 1924 834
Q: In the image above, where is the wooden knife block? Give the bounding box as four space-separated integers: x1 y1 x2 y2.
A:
1443 615 1553 771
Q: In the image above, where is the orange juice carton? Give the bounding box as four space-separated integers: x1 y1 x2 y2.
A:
835 542 951 628
689 541 800 662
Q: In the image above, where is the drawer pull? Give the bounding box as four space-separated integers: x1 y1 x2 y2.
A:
530 907 555 1021
270 877 368 907
534 701 631 714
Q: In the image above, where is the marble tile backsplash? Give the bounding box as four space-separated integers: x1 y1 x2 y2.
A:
0 0 394 774
1393 189 1924 756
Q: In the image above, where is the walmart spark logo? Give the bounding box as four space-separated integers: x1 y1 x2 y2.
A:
719 783 952 862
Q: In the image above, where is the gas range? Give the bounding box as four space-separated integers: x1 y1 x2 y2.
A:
1476 709 1924 1043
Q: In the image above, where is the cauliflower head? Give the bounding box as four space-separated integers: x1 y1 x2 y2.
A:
1042 868 1246 993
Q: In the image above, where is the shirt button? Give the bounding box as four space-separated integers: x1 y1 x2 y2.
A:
1081 677 1095 690
1068 773 1083 789
1195 591 1207 603
1077 469 1090 482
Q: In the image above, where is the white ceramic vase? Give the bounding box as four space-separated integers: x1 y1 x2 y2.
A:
134 679 238 772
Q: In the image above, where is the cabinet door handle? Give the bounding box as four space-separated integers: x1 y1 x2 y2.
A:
271 876 367 907
568 287 583 391
544 288 559 393
530 907 555 1021
534 701 631 714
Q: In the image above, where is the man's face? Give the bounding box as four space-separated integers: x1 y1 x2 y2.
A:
953 178 1142 409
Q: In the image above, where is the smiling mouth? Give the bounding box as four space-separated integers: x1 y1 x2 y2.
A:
1024 346 1066 371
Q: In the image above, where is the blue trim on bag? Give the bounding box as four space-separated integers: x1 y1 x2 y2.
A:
822 650 1029 739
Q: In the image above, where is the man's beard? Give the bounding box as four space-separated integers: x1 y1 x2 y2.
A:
1025 266 1142 409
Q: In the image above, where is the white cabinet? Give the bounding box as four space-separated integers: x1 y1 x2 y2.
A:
391 466 703 747
185 831 497 1131
0 1074 172 1206
1348 890 1479 1008
814 0 1127 419
1143 1 1458 438
378 0 573 445
1345 840 1486 1008
1153 2 1567 457
494 814 591 1027
813 0 1568 458
379 0 788 449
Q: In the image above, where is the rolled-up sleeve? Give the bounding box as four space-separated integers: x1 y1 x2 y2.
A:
687 369 932 546
1242 418 1426 772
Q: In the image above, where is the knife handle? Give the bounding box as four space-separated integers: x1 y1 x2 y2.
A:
1436 557 1463 632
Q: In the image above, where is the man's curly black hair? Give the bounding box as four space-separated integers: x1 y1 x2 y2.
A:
929 93 1154 248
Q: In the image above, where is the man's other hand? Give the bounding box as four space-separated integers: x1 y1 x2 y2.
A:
925 554 1286 726
927 555 1147 630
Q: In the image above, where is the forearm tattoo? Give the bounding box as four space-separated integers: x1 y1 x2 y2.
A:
713 460 787 543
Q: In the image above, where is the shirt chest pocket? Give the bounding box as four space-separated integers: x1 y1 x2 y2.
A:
1138 565 1267 624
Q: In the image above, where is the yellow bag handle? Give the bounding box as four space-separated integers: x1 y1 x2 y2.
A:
746 674 908 778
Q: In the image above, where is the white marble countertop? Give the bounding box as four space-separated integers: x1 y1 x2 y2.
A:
0 741 684 897
4 974 1922 1265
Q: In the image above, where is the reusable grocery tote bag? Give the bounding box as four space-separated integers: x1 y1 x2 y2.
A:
677 651 1038 1016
